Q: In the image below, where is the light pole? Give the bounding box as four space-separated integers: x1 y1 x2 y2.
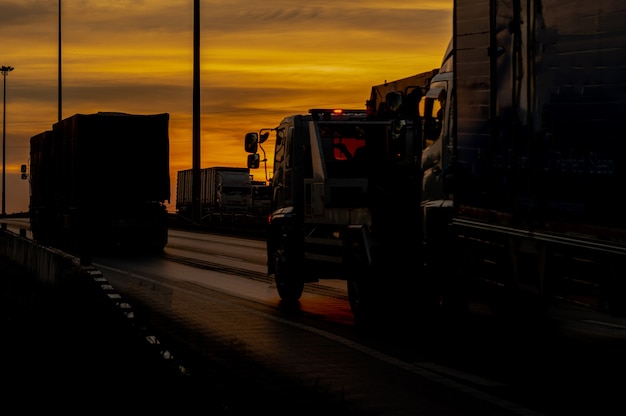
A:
1 65 14 217
58 0 62 122
192 0 201 223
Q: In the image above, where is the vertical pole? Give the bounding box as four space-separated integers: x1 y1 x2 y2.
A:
2 72 6 216
58 0 62 122
1 67 12 216
192 0 201 223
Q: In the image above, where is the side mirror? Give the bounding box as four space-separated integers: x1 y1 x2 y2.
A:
259 131 270 144
385 91 403 113
245 132 259 153
247 153 260 169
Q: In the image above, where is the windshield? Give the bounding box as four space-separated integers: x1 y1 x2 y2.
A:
318 122 389 178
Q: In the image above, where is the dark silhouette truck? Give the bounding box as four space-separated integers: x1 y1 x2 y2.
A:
29 112 170 254
244 101 437 324
176 166 252 222
246 0 626 324
416 0 626 317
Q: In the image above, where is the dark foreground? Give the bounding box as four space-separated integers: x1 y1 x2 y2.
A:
0 255 342 414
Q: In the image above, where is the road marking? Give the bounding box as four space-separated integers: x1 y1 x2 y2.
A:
582 320 626 330
414 362 506 387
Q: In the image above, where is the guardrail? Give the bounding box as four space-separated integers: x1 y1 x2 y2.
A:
0 224 81 286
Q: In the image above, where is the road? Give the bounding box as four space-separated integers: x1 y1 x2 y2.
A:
3 218 626 415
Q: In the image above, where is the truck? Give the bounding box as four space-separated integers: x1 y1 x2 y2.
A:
176 167 252 221
417 0 626 316
366 69 439 120
244 98 437 323
29 112 170 254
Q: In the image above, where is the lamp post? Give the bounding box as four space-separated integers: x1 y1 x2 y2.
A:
58 0 62 122
1 65 14 217
192 0 201 223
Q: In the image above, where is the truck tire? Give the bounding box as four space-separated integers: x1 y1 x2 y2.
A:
346 246 382 326
605 269 626 317
347 275 376 326
344 233 383 326
273 243 304 303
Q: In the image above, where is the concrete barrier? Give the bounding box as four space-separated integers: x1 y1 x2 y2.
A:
0 227 81 286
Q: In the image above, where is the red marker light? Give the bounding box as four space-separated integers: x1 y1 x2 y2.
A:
332 109 343 115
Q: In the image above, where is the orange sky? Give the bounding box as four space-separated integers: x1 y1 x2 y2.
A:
0 0 451 214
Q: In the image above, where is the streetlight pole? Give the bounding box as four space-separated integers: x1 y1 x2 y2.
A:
1 65 14 217
192 0 201 223
58 0 62 122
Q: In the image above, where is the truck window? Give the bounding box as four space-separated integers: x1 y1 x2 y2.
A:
273 127 286 198
333 138 363 160
422 96 443 147
286 127 293 168
319 123 386 178
274 128 286 168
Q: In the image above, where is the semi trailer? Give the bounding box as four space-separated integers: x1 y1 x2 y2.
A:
175 166 252 221
29 112 170 254
418 0 626 316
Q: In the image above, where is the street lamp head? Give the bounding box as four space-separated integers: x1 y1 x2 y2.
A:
1 66 14 76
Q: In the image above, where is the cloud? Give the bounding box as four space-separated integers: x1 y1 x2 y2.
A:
0 1 55 26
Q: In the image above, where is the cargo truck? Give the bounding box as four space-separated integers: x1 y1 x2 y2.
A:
29 112 170 254
244 99 436 324
366 69 439 120
417 0 626 316
176 167 252 221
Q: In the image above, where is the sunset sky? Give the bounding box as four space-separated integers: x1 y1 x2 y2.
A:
0 0 451 214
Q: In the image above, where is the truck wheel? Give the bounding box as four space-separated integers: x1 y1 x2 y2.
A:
273 244 304 303
347 272 377 326
604 269 626 317
345 236 379 326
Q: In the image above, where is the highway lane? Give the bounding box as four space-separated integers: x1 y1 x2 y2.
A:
3 219 626 415
88 229 535 415
92 228 626 416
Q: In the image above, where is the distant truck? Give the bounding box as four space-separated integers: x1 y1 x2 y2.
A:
250 180 272 218
416 0 626 316
366 69 438 120
176 167 252 221
29 112 171 254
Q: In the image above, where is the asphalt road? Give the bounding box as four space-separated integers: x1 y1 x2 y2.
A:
0 255 355 415
3 219 626 415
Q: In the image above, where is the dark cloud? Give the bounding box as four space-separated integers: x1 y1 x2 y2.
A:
0 1 55 26
205 3 449 38
34 1 192 36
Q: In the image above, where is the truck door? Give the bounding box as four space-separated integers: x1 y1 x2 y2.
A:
272 122 294 209
421 78 452 205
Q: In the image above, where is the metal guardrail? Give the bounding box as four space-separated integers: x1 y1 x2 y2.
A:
0 224 81 286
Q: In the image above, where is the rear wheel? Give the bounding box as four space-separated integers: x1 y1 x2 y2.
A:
273 243 304 303
345 237 379 326
604 268 626 317
347 273 377 326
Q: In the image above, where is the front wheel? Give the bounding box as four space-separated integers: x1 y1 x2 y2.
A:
273 243 304 303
